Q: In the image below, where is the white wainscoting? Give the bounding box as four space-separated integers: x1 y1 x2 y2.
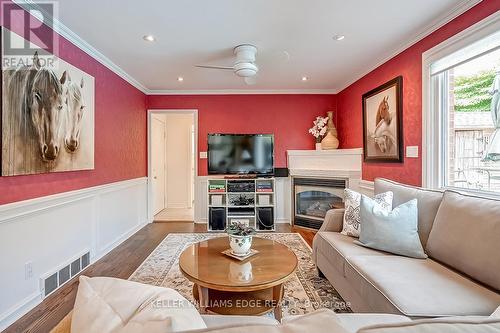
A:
194 176 292 224
358 179 375 197
0 177 148 331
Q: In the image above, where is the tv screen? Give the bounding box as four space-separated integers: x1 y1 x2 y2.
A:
208 134 274 175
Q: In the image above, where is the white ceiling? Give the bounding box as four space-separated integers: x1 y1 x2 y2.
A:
48 0 478 93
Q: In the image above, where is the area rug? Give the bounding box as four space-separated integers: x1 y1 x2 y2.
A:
129 233 351 317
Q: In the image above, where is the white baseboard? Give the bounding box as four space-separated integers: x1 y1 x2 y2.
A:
0 177 148 331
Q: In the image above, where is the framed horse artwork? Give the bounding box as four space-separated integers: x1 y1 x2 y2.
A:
362 76 403 163
1 27 95 176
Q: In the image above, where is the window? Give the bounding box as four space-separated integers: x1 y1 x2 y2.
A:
423 14 500 195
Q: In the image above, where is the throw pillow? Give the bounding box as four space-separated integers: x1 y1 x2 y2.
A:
341 189 393 237
71 276 207 333
354 196 427 259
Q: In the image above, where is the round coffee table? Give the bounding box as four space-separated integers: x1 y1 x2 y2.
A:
179 236 297 320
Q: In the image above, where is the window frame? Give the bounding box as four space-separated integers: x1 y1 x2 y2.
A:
422 11 500 197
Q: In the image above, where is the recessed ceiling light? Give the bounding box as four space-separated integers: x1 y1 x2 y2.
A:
333 35 345 41
143 35 155 42
177 77 184 82
302 76 308 81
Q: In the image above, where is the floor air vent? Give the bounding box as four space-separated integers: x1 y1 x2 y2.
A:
41 251 90 297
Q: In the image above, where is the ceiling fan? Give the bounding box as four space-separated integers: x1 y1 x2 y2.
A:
195 44 259 85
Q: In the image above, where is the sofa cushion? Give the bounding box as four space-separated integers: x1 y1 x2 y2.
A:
374 178 443 247
71 276 206 333
356 197 427 259
194 309 349 333
334 314 411 333
358 318 500 333
201 315 278 328
314 232 388 276
426 190 500 291
345 256 500 317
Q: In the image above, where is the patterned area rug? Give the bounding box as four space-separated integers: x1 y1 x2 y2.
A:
129 233 351 317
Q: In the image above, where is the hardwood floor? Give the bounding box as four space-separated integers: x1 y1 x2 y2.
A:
5 222 316 333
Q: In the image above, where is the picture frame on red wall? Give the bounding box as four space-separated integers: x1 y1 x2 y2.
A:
362 76 404 163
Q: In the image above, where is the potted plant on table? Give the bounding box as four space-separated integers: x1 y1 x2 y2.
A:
226 223 257 256
309 115 329 150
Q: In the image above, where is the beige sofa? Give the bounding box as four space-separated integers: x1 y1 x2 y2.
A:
312 178 500 318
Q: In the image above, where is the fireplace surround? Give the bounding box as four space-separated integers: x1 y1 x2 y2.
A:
287 149 363 230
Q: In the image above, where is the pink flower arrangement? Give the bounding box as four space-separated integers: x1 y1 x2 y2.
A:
309 116 329 143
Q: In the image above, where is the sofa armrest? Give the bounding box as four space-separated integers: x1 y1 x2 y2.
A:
318 208 345 233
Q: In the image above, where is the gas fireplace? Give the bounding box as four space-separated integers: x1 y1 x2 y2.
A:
293 177 347 229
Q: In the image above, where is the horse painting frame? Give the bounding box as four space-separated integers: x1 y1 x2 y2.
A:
362 76 403 163
1 27 95 176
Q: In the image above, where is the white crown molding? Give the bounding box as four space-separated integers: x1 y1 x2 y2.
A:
146 89 338 95
12 0 149 94
335 0 483 93
13 0 482 96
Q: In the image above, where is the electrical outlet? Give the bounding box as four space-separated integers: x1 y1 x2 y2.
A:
199 151 208 159
25 262 33 280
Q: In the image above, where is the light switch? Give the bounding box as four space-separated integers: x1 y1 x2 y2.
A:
199 151 208 159
406 146 419 158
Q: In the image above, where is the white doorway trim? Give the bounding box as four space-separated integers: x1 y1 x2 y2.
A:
147 109 198 222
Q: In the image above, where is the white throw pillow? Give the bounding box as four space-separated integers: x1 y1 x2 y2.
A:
341 189 393 237
71 276 207 333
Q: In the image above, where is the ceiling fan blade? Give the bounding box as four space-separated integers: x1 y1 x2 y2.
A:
195 65 233 70
244 76 257 85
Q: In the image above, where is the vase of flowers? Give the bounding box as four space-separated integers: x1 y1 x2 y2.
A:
309 115 329 150
226 223 257 256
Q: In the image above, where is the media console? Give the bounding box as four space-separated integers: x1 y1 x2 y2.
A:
207 178 275 231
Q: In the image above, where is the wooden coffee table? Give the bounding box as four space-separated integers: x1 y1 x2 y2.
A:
179 236 297 320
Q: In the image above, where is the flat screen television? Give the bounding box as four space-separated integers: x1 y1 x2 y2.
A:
208 134 274 175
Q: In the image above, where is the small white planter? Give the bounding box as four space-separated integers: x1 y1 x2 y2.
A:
315 142 322 150
229 235 253 255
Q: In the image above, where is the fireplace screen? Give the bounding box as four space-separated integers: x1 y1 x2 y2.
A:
295 186 344 220
296 191 341 219
293 177 347 229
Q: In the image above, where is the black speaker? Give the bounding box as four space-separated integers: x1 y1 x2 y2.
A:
274 167 289 177
257 207 274 230
209 207 226 231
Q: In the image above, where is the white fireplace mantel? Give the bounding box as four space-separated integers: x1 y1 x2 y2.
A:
287 148 363 189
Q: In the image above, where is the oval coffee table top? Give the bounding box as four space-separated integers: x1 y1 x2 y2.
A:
179 236 298 292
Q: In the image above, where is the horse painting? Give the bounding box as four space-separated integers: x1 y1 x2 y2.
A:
2 28 95 176
63 75 86 153
372 96 396 154
2 52 67 174
362 76 403 162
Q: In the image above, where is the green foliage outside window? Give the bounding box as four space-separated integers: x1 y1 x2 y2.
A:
454 70 495 112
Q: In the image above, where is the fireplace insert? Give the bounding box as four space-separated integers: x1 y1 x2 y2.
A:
293 177 346 229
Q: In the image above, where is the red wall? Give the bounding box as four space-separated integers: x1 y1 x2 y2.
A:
147 94 337 175
0 2 147 205
336 0 499 186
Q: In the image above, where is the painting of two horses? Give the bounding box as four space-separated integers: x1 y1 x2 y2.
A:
362 76 403 163
2 28 94 176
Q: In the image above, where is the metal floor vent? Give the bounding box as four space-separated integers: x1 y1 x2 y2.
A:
42 251 90 298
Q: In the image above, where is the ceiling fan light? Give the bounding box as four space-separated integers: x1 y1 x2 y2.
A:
234 62 258 77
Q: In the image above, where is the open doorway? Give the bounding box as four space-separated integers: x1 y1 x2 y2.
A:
148 110 197 222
